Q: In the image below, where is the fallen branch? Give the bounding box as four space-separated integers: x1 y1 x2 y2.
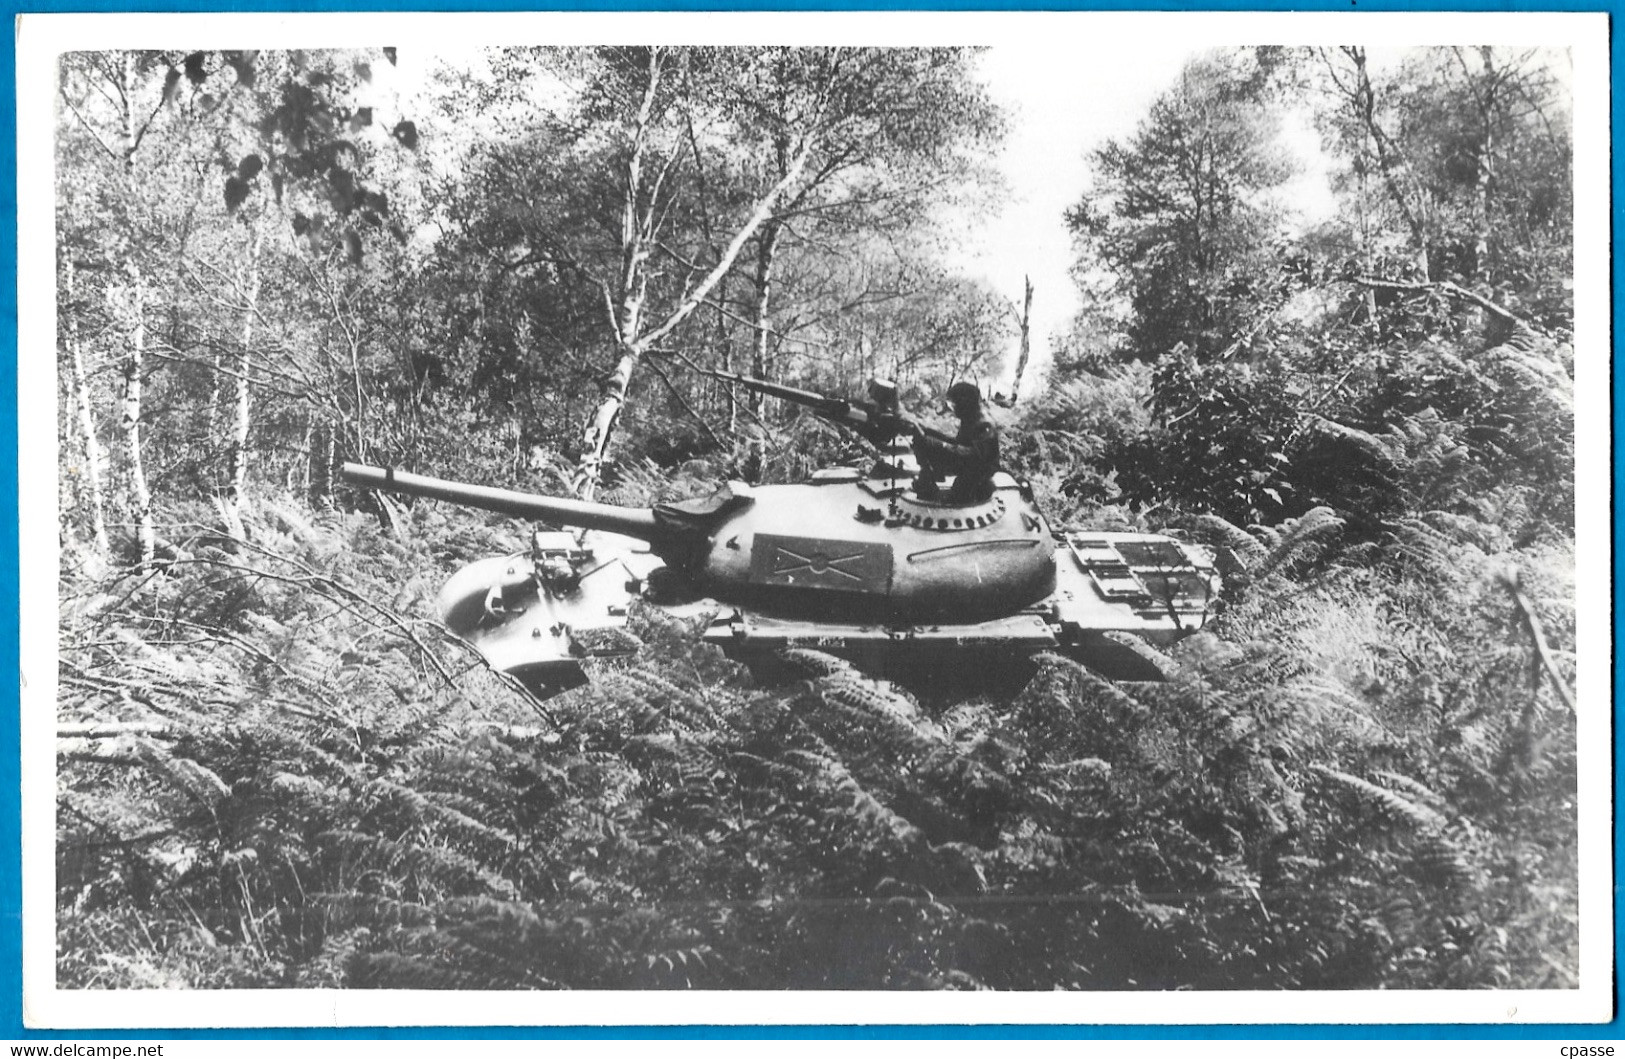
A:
58 749 147 766
471 720 558 743
1350 275 1530 330
430 625 560 729
58 721 173 739
643 354 731 453
165 548 460 687
201 536 561 726
1502 569 1577 713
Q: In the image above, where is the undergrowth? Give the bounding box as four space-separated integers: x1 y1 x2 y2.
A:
56 491 1576 990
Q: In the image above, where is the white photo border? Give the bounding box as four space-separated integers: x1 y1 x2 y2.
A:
18 8 1613 1030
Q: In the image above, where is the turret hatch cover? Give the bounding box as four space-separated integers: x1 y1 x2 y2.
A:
749 534 893 593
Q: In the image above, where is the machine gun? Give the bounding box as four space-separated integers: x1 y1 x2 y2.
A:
708 369 910 447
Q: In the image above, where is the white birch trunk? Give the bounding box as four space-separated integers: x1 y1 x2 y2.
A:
750 224 780 382
350 325 367 464
207 351 223 449
1347 48 1430 280
224 231 263 523
119 267 154 568
1009 276 1034 403
65 259 110 555
575 341 638 500
572 50 824 499
745 223 781 477
573 51 660 500
1472 47 1496 286
309 422 335 508
575 144 817 497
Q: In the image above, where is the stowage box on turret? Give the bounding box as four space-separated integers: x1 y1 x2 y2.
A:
340 382 1217 691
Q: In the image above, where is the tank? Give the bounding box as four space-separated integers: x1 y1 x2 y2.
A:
339 381 1217 691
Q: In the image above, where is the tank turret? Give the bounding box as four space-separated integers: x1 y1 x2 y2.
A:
341 461 1056 625
338 382 1217 690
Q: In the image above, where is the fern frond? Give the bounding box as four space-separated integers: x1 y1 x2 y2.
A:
1310 765 1446 831
435 895 546 935
818 676 944 749
1391 516 1458 572
310 892 436 931
1248 523 1283 553
259 495 325 551
134 740 230 807
317 829 519 901
585 666 719 736
1411 826 1474 889
369 777 520 850
1307 414 1404 468
1253 507 1344 582
779 647 860 679
1480 325 1571 402
1286 675 1390 740
1191 513 1269 569
347 951 490 989
1419 509 1505 555
1372 770 1447 810
782 749 921 843
1102 631 1182 680
1036 757 1113 785
1169 631 1245 672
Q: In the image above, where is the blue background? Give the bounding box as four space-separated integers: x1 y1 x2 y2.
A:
2 0 1615 1040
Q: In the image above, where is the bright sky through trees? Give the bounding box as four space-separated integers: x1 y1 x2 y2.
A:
382 41 1335 395
968 43 1335 392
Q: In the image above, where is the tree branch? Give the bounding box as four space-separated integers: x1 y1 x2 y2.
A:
1349 275 1529 328
642 354 731 452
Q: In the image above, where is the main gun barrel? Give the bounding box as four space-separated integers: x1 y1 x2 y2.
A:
340 463 664 540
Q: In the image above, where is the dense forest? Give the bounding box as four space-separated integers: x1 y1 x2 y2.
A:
54 45 1580 991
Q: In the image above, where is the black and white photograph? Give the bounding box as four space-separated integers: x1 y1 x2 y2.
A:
19 10 1610 1028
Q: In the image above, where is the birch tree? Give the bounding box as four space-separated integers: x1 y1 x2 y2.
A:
566 48 820 497
58 51 174 566
61 257 110 556
723 48 1001 393
113 266 156 566
567 47 999 498
1314 46 1568 297
1315 46 1437 280
219 227 263 531
1009 275 1034 403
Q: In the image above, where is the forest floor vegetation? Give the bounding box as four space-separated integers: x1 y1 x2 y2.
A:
55 480 1577 990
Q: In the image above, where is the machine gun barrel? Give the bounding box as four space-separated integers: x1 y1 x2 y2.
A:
340 463 665 540
708 370 902 441
709 369 851 418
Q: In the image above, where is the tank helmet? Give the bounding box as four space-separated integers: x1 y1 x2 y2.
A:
946 381 981 412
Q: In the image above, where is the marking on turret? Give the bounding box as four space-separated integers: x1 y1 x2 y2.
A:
749 534 892 593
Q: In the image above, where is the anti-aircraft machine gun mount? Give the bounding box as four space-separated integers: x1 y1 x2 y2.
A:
339 377 1218 691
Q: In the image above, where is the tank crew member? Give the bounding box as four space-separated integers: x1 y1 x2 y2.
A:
908 381 1000 504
